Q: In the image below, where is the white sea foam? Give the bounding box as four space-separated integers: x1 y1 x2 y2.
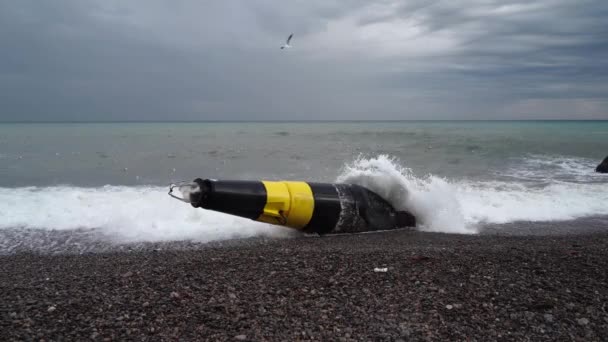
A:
0 186 293 244
502 154 604 183
336 155 472 234
337 155 608 234
1 155 607 245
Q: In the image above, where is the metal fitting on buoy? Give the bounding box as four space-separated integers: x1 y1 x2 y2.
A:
170 179 416 234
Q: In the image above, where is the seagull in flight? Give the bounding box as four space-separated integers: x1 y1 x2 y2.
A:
280 33 293 50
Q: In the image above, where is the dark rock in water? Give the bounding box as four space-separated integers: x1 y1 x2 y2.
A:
596 156 608 173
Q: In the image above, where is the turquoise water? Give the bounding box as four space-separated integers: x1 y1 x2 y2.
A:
1 121 607 187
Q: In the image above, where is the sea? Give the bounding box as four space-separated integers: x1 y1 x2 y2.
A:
1 121 608 254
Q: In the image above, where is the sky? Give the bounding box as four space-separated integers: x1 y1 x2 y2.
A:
1 0 607 121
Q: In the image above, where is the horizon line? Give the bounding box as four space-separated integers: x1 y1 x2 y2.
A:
1 119 607 124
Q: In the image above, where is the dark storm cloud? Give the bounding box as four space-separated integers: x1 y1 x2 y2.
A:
0 0 607 121
359 0 608 118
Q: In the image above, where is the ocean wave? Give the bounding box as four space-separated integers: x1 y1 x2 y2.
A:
0 186 293 244
501 154 603 183
337 155 608 234
1 155 607 246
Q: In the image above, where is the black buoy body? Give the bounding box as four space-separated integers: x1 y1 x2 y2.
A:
179 179 415 234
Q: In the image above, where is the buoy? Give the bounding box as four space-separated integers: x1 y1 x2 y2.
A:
169 178 416 235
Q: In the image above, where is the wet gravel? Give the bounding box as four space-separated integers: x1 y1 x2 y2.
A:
1 230 608 341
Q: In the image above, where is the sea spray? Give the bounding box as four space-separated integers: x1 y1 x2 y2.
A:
337 155 608 232
336 155 475 234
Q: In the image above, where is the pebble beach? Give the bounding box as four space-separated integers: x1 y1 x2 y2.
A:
2 228 607 341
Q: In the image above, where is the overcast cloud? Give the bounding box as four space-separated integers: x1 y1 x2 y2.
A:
0 0 607 121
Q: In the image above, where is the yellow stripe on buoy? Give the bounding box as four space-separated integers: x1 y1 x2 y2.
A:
259 181 290 225
284 181 314 229
259 181 314 229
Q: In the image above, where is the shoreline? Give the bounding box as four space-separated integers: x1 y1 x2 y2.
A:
2 215 608 256
1 229 608 340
